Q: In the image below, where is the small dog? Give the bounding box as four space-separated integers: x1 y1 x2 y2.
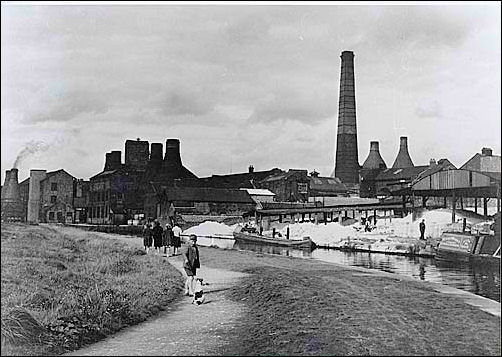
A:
192 277 206 305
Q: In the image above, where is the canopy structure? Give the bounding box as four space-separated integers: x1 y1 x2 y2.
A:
405 169 501 222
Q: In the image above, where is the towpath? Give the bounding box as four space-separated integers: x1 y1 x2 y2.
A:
66 237 248 356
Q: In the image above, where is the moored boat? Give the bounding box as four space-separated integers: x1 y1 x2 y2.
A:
233 225 316 249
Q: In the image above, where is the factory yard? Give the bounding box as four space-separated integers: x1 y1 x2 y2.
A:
1 223 501 356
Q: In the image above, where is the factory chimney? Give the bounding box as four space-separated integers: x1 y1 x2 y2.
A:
362 141 387 170
333 50 359 184
163 139 183 175
1 168 24 221
392 136 414 169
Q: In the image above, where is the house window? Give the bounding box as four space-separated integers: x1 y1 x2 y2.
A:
50 195 57 203
49 212 55 221
297 183 308 194
57 212 63 222
51 182 58 191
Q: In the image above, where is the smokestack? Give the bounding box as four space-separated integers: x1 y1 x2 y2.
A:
2 170 11 198
163 139 182 173
392 136 414 169
27 169 47 224
1 168 24 221
362 141 387 170
104 151 122 171
333 50 359 184
150 143 163 163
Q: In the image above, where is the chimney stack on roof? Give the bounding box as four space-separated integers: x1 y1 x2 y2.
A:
429 158 437 167
362 141 387 170
481 147 493 156
248 165 254 173
392 136 414 169
104 151 122 171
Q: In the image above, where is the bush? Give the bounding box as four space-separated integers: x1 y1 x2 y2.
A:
1 308 47 347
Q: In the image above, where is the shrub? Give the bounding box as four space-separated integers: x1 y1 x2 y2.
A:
1 308 47 347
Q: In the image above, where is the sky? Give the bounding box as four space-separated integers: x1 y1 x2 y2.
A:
1 2 501 184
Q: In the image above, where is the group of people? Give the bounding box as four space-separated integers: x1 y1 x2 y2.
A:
142 220 182 256
142 220 202 299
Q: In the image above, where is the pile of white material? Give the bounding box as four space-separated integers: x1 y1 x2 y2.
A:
183 221 236 237
372 208 489 239
277 222 358 247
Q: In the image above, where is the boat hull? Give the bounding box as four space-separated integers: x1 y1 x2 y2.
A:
233 231 315 249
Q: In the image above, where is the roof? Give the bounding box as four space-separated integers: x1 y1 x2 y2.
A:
90 169 120 180
260 169 309 183
150 184 255 204
461 153 501 173
375 165 431 181
198 168 283 188
259 201 317 210
309 176 347 193
240 188 276 196
19 169 75 185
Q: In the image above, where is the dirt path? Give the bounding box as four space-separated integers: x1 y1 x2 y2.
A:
66 235 248 356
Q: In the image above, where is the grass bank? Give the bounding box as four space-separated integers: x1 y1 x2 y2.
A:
199 247 501 355
1 223 184 356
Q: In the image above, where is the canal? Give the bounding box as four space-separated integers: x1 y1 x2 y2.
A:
195 236 500 303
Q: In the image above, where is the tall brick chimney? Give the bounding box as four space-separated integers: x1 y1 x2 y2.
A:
333 50 359 184
362 141 387 169
392 136 414 169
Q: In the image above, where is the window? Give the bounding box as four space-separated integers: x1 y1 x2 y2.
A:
51 182 58 191
50 195 57 203
49 212 55 221
297 183 308 194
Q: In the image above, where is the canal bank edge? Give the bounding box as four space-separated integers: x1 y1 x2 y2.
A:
90 231 502 319
229 246 501 318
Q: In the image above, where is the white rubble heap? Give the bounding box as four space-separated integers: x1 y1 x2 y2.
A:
182 208 495 255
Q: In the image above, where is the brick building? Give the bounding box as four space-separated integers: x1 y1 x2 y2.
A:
20 169 78 223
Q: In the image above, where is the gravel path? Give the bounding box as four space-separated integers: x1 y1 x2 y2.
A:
66 235 248 356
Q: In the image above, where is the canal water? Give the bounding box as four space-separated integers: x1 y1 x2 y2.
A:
196 236 501 303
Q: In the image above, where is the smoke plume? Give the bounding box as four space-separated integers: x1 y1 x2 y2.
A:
13 140 51 168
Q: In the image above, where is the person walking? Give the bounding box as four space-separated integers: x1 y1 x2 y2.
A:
163 223 174 256
172 222 182 256
142 221 153 253
182 234 200 296
419 219 426 240
152 220 164 255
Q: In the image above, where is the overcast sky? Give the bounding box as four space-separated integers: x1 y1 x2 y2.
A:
2 3 501 183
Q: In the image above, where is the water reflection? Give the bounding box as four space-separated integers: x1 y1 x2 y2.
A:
199 237 500 302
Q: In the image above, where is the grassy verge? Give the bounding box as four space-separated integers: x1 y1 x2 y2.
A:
1 223 184 356
199 247 501 356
